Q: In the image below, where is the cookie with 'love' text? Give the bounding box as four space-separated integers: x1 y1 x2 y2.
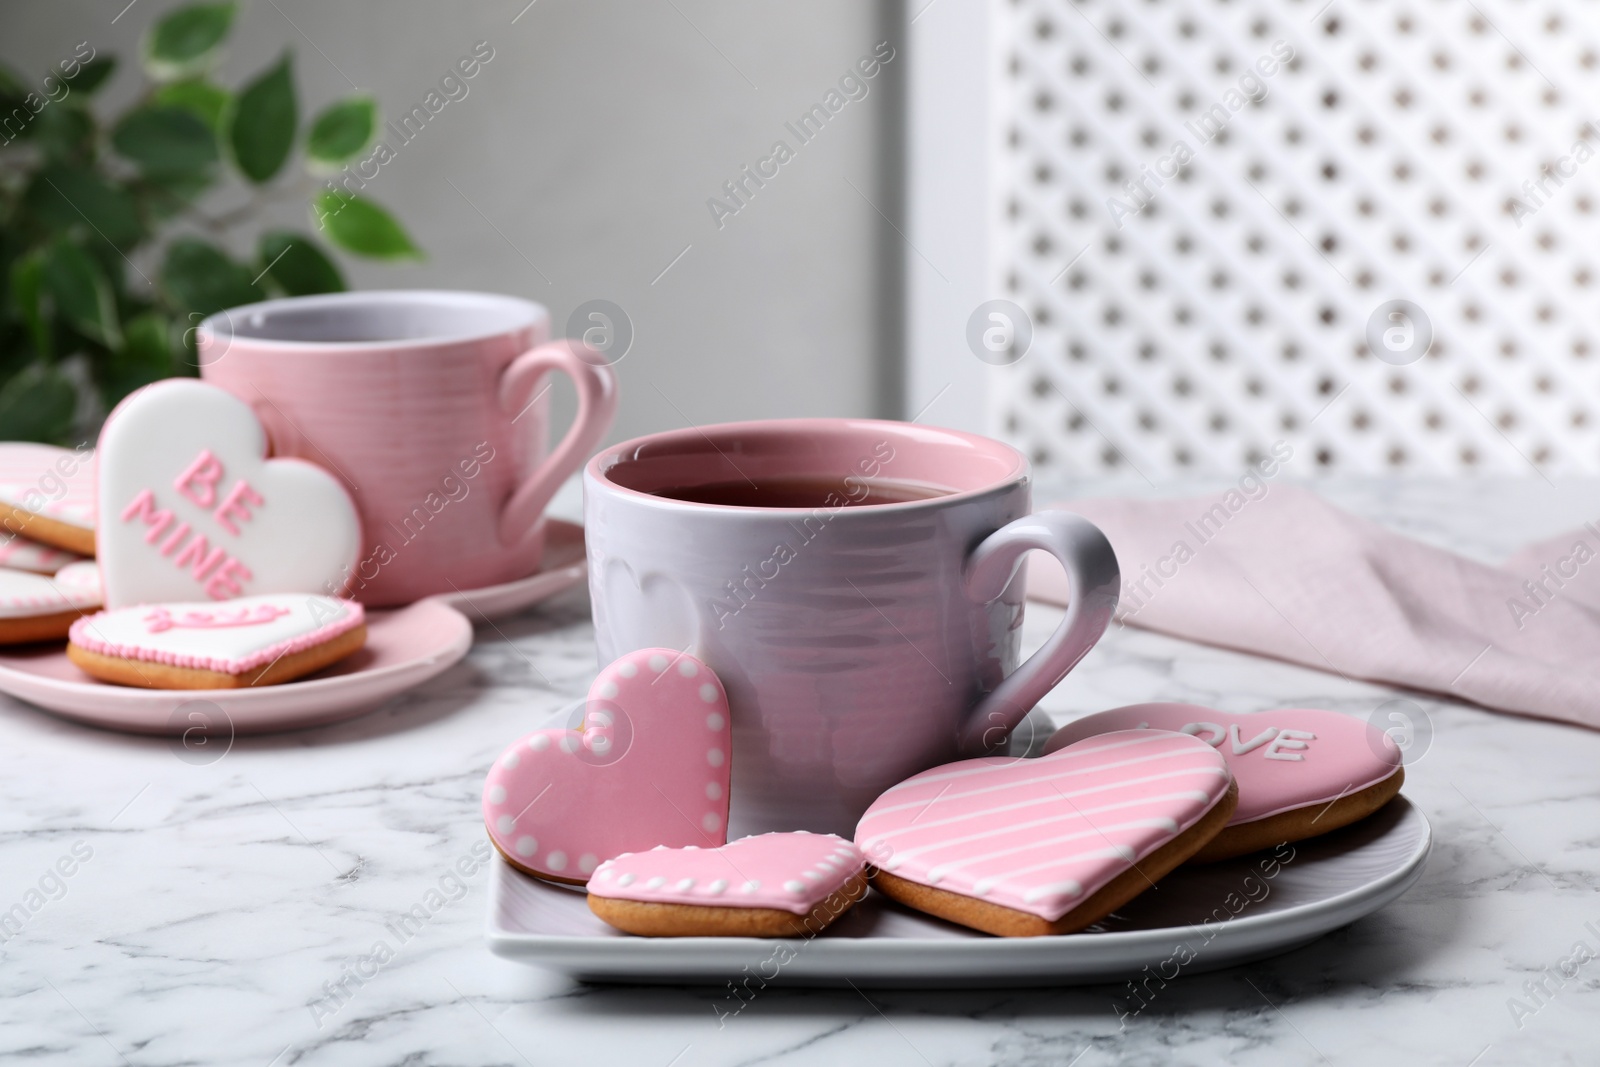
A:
1043 703 1404 862
67 593 365 688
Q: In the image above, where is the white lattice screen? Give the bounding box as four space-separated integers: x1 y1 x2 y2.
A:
989 0 1600 476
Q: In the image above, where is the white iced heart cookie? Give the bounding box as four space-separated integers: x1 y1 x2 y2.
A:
97 379 361 608
0 531 85 575
0 561 103 644
67 592 366 689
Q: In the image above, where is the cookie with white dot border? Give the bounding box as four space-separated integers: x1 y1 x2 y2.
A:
0 561 102 644
483 648 732 884
588 833 868 937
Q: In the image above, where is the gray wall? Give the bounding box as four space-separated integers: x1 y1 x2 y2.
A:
2 0 903 444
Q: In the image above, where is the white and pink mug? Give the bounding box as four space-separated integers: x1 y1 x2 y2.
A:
584 418 1120 836
199 291 617 606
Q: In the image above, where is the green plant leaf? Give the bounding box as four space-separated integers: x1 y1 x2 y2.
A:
153 78 230 131
100 311 176 404
69 57 117 96
312 191 423 260
22 165 144 247
143 2 236 81
30 105 95 165
0 363 76 444
305 95 376 169
42 238 121 349
138 171 218 222
257 231 344 296
112 105 218 175
8 252 50 359
227 53 297 183
160 237 263 319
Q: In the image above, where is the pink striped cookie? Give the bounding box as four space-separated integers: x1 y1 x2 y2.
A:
855 731 1237 937
588 833 868 937
1043 703 1404 862
0 561 102 644
67 593 366 688
0 444 96 555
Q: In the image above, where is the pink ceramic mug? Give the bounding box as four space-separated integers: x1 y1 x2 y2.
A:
198 291 617 606
585 418 1121 836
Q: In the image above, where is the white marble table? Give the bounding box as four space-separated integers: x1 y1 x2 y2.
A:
2 479 1596 1066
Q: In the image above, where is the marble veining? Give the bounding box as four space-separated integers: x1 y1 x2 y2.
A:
1 479 1597 1065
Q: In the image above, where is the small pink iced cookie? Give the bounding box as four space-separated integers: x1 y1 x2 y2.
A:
483 648 732 884
0 443 96 555
587 833 869 937
855 730 1237 936
0 532 85 575
66 593 366 688
1043 703 1404 862
0 560 103 644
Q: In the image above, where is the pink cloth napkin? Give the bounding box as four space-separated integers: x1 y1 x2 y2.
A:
1027 486 1600 730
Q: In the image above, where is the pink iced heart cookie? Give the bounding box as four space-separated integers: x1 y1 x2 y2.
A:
483 648 731 884
0 443 96 555
855 731 1236 937
1043 703 1404 862
97 380 361 608
587 832 869 937
0 561 102 644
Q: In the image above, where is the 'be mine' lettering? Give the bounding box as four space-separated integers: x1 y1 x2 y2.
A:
118 448 265 600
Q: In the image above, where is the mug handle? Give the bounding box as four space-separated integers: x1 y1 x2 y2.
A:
497 340 619 546
957 510 1120 754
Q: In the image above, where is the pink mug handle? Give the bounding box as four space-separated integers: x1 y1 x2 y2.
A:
497 340 619 546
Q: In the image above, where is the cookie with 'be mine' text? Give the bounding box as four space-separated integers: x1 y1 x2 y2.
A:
856 731 1236 937
588 833 868 937
1043 703 1404 862
97 379 361 608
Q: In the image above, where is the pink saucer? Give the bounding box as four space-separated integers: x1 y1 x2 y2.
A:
429 519 587 623
0 599 471 734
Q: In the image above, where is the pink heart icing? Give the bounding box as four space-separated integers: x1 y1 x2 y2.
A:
854 730 1231 921
588 833 865 914
482 648 731 881
1042 703 1401 825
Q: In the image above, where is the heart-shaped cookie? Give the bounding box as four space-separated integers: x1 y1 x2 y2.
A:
483 648 731 883
855 730 1235 936
0 561 102 644
0 532 84 575
97 380 361 608
0 443 96 554
1043 703 1404 862
587 832 868 937
67 593 366 688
